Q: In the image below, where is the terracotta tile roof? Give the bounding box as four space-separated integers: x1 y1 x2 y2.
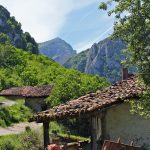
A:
23 85 53 97
0 85 53 97
0 86 32 96
30 76 145 123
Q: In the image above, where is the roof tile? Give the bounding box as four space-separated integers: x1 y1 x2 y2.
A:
30 76 145 123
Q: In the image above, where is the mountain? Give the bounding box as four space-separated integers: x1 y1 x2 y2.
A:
64 38 128 83
64 49 89 72
0 5 38 54
38 37 76 65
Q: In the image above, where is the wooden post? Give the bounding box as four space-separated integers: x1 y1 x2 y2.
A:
101 111 107 145
90 117 93 150
90 117 98 150
43 121 50 150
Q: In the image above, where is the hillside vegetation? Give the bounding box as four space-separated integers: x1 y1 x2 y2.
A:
0 129 43 150
0 43 109 106
0 5 38 54
0 100 32 127
64 49 89 72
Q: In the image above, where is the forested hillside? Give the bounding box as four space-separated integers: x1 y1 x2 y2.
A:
0 43 108 106
0 5 38 54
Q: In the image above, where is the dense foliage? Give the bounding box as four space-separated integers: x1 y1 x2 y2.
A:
0 43 109 106
0 5 38 54
0 100 32 127
0 129 43 150
99 0 150 117
99 0 150 86
0 126 88 150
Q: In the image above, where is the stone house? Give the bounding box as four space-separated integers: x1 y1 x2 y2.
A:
23 85 53 112
0 85 53 112
30 70 150 150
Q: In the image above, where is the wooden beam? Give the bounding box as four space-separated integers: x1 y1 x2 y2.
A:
43 121 50 150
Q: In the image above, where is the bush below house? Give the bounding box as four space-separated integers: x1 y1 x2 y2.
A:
0 129 43 150
0 125 89 150
0 100 32 127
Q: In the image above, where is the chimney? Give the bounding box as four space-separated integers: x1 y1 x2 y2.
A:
122 68 128 80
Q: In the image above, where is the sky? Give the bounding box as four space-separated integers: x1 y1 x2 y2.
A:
0 0 115 52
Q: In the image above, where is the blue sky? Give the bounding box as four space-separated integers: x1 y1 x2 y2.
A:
0 0 115 52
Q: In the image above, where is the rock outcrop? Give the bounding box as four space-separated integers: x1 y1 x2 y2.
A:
64 38 134 83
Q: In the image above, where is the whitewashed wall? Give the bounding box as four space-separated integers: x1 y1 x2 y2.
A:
106 102 150 149
92 102 150 150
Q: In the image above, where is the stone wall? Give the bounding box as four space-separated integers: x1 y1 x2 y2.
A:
3 96 24 101
25 97 46 112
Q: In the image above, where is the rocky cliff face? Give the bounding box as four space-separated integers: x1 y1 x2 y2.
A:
64 49 89 72
0 5 38 54
85 38 127 82
39 37 76 65
64 38 129 83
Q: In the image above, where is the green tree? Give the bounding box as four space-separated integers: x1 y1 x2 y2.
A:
99 0 150 118
99 0 150 86
0 33 10 44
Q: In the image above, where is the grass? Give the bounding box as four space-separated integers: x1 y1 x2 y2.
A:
49 121 89 142
0 129 43 150
58 133 90 141
0 99 32 127
0 97 6 101
49 121 67 134
0 122 89 150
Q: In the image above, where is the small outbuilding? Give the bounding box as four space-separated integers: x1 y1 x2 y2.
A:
23 85 53 112
0 85 53 112
0 86 31 100
30 72 150 150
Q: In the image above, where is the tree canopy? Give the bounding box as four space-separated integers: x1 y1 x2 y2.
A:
99 0 150 118
99 0 150 86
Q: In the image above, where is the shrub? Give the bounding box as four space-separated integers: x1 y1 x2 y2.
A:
0 102 32 127
0 129 43 150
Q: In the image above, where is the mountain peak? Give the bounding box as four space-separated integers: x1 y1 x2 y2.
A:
39 38 76 65
54 37 62 41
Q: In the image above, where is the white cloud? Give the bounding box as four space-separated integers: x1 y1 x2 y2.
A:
0 0 99 42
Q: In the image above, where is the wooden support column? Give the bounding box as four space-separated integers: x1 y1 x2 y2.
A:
90 117 97 150
101 111 107 145
43 121 50 150
89 117 93 150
